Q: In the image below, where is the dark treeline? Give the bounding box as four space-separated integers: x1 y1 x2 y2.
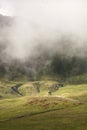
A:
0 51 87 81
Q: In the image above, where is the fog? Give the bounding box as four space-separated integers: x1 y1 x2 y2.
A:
0 0 87 60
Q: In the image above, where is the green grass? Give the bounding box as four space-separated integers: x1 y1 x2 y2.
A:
19 81 58 96
0 81 24 98
0 96 78 121
0 82 87 130
0 95 87 130
53 84 87 97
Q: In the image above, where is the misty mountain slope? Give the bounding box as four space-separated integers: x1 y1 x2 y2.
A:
0 1 87 130
0 14 12 25
0 15 87 81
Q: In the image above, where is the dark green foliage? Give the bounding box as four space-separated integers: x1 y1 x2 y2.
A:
50 55 70 77
0 64 6 77
50 55 87 79
0 53 87 82
66 74 87 84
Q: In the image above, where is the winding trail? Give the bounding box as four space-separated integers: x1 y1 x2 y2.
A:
55 95 82 103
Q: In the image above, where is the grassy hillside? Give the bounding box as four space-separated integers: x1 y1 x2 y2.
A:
0 97 86 130
0 80 60 98
0 81 24 98
0 82 87 130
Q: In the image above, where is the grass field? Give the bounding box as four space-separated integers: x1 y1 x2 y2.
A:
0 81 87 130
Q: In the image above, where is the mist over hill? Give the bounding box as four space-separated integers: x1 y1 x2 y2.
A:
0 14 87 81
0 2 87 130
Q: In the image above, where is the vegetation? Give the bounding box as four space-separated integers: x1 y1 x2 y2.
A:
0 14 87 130
0 83 87 130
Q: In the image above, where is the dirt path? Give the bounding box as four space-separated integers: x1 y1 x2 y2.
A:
55 95 81 103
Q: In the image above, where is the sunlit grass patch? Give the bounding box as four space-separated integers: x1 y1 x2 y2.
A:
53 84 87 98
0 83 87 130
0 96 80 121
